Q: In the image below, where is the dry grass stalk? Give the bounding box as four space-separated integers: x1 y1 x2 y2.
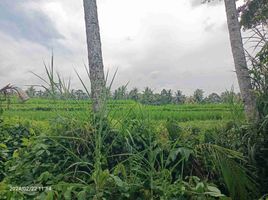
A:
0 84 29 102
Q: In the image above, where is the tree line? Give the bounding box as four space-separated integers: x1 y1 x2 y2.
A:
25 85 241 105
111 86 241 105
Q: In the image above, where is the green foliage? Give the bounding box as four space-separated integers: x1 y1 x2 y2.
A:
196 144 257 200
1 2 266 198
0 110 258 199
174 90 186 104
243 11 268 195
159 89 173 105
205 93 222 104
193 89 205 103
166 118 183 141
206 118 268 196
222 89 245 123
0 76 258 200
250 43 268 118
2 98 241 125
0 121 33 182
141 87 155 105
128 88 139 101
239 0 268 29
113 85 128 100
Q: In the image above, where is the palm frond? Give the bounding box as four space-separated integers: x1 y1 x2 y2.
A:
196 144 258 200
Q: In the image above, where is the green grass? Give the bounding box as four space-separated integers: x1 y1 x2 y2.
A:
2 98 244 130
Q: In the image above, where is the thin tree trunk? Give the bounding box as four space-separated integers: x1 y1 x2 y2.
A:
224 0 258 121
83 0 105 113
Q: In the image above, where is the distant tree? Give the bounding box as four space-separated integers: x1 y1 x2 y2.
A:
193 89 204 103
113 86 127 100
141 87 154 104
73 89 88 100
25 86 36 98
220 91 240 103
128 88 139 101
152 93 161 105
185 96 195 104
206 93 222 103
174 90 186 104
35 90 43 98
160 89 173 104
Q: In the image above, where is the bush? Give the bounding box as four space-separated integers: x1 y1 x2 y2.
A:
0 121 32 182
0 112 258 199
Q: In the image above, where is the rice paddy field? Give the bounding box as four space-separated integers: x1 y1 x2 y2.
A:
1 98 244 131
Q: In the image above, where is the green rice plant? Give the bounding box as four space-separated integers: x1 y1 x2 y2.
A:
2 96 241 127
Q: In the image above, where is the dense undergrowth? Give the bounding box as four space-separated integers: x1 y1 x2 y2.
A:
0 99 264 200
0 76 267 199
0 58 267 200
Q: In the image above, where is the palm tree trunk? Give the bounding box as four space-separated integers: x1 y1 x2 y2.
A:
83 0 105 113
224 0 258 121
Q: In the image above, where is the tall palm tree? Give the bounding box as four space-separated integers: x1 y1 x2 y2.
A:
83 0 105 113
224 0 258 121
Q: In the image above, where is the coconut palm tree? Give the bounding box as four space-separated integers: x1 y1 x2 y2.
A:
83 0 106 113
224 0 258 121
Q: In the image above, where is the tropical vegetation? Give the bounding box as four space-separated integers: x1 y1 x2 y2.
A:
0 0 267 199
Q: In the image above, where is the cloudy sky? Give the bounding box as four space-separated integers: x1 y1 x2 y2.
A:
0 0 241 95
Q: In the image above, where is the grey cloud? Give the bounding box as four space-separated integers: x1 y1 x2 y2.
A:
190 0 203 8
107 19 238 95
0 0 239 96
190 0 222 8
0 1 63 47
0 64 15 78
203 18 216 32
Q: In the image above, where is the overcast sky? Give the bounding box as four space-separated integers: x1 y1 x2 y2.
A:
0 0 241 95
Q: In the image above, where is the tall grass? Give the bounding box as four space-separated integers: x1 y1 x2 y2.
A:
0 57 258 199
